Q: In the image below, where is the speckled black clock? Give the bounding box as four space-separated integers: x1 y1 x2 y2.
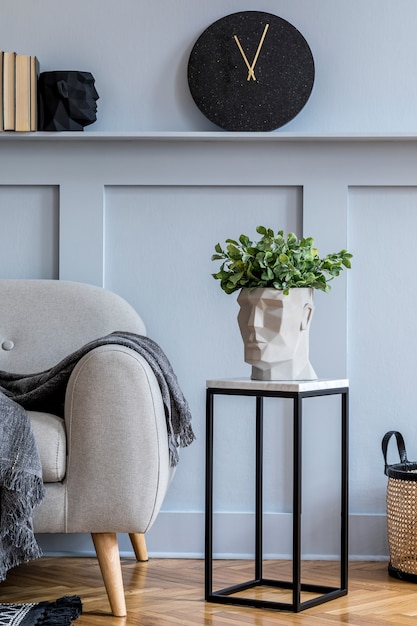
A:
187 11 315 132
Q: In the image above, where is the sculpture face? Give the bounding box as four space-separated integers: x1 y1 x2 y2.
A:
38 71 99 131
237 288 317 380
60 73 99 124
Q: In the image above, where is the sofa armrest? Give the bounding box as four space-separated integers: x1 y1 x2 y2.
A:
63 344 173 533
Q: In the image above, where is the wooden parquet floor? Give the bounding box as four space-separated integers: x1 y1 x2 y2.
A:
0 558 416 625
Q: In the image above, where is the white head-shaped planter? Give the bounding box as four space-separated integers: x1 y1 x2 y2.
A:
237 287 317 380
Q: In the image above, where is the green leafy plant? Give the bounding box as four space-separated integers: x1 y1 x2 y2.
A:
212 226 352 295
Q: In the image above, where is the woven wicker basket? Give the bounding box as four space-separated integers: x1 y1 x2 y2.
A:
382 431 417 582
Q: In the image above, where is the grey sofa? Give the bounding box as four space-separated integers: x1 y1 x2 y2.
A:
0 279 174 616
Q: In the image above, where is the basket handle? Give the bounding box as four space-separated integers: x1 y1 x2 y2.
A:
382 431 408 475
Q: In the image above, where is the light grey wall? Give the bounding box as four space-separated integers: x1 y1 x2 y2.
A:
1 1 417 132
1 1 416 562
0 134 404 563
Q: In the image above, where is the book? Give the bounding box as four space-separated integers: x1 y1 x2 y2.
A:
0 51 3 131
30 56 39 131
3 51 16 130
15 53 31 131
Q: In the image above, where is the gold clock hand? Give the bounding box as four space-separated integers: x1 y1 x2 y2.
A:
233 23 270 81
250 23 269 78
233 35 255 80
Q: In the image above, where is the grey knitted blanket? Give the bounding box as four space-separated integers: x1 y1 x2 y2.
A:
0 331 195 467
0 332 195 580
0 392 44 582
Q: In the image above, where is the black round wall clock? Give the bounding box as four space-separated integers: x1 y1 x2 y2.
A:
187 11 315 132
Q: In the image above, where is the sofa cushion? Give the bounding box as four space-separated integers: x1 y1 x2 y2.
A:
29 411 66 483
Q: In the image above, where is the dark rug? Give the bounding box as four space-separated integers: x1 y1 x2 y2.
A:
0 595 82 625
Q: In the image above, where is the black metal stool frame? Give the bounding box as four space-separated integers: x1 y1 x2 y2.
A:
205 382 349 612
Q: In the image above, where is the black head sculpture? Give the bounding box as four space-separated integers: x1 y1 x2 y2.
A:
38 71 99 131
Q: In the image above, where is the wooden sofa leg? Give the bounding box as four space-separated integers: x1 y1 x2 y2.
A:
92 532 127 617
129 533 148 562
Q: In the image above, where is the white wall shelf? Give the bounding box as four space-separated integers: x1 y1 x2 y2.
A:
2 131 417 142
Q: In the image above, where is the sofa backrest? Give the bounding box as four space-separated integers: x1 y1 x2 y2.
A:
0 280 146 373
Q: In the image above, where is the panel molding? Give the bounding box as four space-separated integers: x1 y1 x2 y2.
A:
2 136 417 559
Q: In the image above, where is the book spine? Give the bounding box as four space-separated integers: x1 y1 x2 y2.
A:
0 51 4 131
3 51 16 131
15 53 31 131
30 56 39 131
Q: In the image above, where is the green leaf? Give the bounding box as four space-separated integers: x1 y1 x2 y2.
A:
226 244 242 260
229 272 245 285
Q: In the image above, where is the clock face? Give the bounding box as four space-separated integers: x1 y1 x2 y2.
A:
187 11 315 132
